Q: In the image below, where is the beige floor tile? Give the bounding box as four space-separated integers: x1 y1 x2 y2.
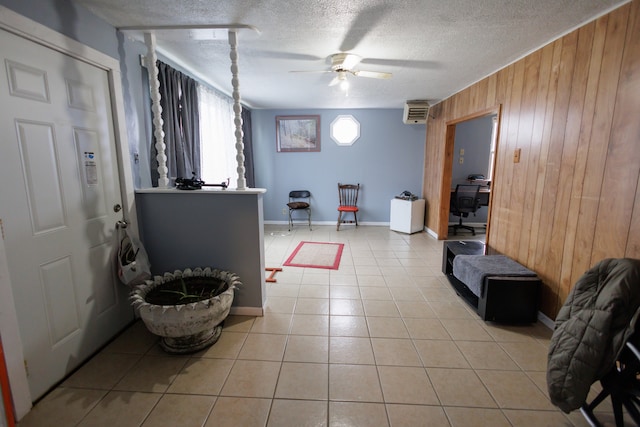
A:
268 399 328 427
389 287 425 301
275 362 328 400
371 338 422 366
427 368 497 407
444 407 511 427
367 317 410 338
16 387 107 427
330 274 358 286
223 315 255 332
291 314 329 336
395 300 436 318
238 333 287 361
330 298 365 316
330 315 369 337
330 336 375 364
302 273 330 285
440 319 494 341
298 284 330 298
113 355 188 393
103 320 158 354
193 331 247 359
329 401 388 425
284 335 329 363
266 283 300 297
205 396 271 427
414 339 470 368
167 358 234 395
141 394 216 426
377 257 403 266
363 300 401 317
220 360 281 398
250 313 292 334
499 341 549 371
329 364 384 402
476 370 556 410
502 409 575 426
264 296 297 313
355 265 383 276
386 404 451 427
330 286 360 299
378 366 439 405
295 297 330 315
429 301 476 319
481 322 539 342
62 352 141 390
455 341 520 370
357 275 387 286
404 318 451 340
420 287 457 302
360 286 393 300
77 391 162 427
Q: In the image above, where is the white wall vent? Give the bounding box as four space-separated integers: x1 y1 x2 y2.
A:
403 100 430 124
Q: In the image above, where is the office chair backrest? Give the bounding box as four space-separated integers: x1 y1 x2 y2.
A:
338 183 359 207
452 184 480 214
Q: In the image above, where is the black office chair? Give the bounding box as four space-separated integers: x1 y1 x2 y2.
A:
287 190 311 231
449 184 481 235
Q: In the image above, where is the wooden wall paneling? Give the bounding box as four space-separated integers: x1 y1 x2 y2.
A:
486 73 498 107
489 64 517 253
439 124 456 237
535 32 579 316
559 19 606 303
572 5 629 279
545 23 595 312
522 45 554 266
591 1 640 263
500 60 527 257
511 53 542 262
626 173 640 257
473 78 489 112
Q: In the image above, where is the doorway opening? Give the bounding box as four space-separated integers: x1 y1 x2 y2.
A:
439 106 501 242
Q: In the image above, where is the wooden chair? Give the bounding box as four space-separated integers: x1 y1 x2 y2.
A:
337 183 360 231
287 190 311 231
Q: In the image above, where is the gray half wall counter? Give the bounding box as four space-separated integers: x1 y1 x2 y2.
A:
135 188 266 314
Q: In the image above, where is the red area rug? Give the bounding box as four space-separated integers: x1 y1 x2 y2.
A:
283 241 344 270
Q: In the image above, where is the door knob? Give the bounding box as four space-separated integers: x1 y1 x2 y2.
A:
113 204 122 213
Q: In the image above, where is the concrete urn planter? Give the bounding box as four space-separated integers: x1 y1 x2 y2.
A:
130 267 239 354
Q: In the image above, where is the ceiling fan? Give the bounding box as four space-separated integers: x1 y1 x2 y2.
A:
291 52 392 89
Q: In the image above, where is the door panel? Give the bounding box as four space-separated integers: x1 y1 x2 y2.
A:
0 28 133 400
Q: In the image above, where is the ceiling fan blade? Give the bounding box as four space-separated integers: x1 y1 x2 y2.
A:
328 75 341 87
353 70 392 79
341 53 362 70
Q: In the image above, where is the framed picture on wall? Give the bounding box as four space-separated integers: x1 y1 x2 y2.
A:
276 115 321 152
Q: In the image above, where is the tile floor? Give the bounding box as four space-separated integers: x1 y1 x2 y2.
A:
17 225 623 426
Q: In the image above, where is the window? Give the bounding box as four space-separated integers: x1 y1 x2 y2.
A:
330 115 360 146
198 85 237 186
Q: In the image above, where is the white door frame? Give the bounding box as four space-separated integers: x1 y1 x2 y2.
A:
0 6 137 419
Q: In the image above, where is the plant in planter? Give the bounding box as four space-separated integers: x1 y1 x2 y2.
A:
130 267 240 354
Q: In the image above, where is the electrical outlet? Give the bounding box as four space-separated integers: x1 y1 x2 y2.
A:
459 157 464 164
282 208 287 216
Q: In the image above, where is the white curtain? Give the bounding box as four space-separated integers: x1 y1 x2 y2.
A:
198 84 237 186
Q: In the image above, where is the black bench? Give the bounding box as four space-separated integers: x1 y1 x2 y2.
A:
442 241 541 323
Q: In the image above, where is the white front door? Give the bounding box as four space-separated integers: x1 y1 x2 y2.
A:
0 28 133 400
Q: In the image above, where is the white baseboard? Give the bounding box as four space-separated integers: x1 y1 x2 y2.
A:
537 311 555 330
425 227 438 238
264 220 389 227
230 306 263 317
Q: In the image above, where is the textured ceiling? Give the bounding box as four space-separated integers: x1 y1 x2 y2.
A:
74 0 627 109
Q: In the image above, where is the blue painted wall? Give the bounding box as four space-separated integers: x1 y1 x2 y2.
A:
253 109 426 223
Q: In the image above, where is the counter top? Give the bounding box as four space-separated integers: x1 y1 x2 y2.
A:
135 187 267 195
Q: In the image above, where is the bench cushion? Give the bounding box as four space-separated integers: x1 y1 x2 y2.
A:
453 255 537 297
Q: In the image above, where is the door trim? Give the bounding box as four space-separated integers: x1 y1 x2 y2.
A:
439 105 502 242
0 5 136 419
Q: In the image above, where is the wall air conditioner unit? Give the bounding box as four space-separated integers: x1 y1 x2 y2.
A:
403 100 430 124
